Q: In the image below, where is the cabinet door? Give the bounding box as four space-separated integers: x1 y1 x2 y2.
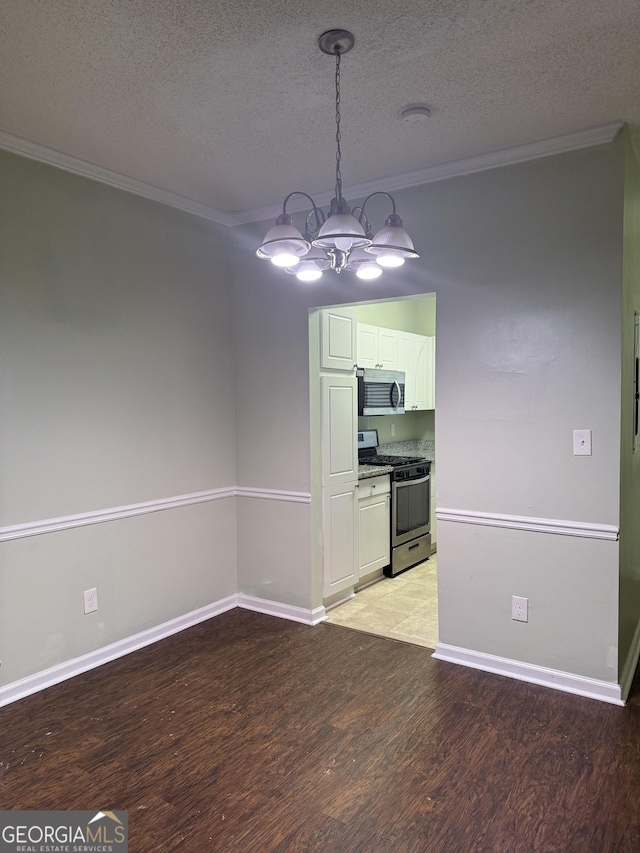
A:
321 307 357 371
424 336 435 410
359 492 391 575
413 335 435 410
357 323 398 370
397 332 416 409
321 375 358 486
378 328 398 370
413 335 429 410
357 323 379 369
323 483 359 597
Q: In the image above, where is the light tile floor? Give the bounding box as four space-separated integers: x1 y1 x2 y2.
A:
325 555 438 649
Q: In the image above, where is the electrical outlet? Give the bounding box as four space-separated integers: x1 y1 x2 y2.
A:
512 595 528 622
84 588 98 614
390 422 396 437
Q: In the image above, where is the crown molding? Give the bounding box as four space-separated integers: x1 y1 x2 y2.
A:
231 120 624 226
0 129 233 226
0 121 623 229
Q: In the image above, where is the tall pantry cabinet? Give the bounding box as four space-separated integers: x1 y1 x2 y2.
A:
319 308 360 598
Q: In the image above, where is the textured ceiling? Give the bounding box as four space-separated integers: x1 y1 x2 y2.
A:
1 0 639 216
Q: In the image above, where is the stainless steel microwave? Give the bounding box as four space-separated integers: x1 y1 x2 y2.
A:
357 368 405 416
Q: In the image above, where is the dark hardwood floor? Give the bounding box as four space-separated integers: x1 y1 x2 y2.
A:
1 609 639 851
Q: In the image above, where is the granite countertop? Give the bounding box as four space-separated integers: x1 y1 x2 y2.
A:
358 439 435 480
358 463 394 480
378 439 435 462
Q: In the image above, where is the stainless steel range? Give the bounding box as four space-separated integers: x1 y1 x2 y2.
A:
357 430 431 577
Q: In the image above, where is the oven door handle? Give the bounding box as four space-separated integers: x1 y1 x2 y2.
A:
394 474 430 488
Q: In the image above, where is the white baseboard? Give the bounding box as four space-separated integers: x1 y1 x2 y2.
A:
237 594 326 626
620 617 640 701
433 643 624 706
0 593 326 709
0 595 238 709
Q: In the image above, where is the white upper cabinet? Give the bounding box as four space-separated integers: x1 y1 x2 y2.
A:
378 328 398 371
357 323 398 371
397 331 436 411
360 322 435 409
356 323 378 369
321 307 357 371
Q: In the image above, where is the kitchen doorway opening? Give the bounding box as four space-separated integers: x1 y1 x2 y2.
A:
315 294 438 649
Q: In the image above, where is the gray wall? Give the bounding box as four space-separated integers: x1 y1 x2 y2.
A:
0 150 237 686
0 133 631 693
233 140 626 682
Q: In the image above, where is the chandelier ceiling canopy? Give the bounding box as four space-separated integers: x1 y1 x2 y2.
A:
256 30 419 283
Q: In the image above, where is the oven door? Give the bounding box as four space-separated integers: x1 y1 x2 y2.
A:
391 474 430 547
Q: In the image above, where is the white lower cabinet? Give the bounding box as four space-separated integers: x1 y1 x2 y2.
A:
358 475 390 581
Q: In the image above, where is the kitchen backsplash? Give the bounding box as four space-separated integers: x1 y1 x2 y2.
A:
358 410 434 445
379 439 436 462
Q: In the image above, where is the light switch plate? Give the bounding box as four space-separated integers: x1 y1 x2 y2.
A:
573 429 592 455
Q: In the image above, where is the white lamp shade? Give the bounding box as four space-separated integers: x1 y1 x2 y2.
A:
284 247 330 282
366 223 419 259
356 263 383 280
256 223 310 263
376 251 405 268
346 246 383 279
296 264 323 282
313 213 370 251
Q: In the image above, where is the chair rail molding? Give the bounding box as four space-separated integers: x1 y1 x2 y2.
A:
436 508 619 540
0 486 311 543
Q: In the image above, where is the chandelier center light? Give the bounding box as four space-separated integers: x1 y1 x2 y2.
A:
256 30 419 283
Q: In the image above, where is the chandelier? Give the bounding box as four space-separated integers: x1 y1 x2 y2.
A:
256 29 419 282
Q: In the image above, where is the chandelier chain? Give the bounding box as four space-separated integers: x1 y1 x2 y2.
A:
334 47 342 201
